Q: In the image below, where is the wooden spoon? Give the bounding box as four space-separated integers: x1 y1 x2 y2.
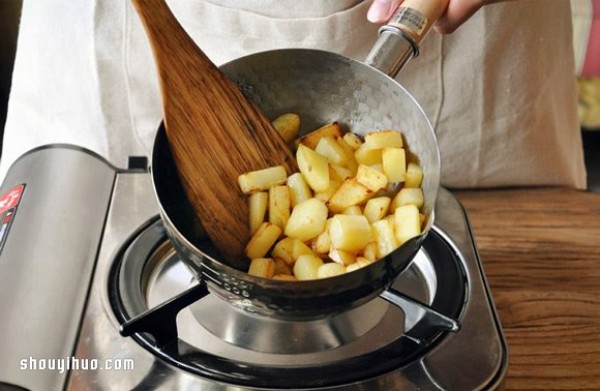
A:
132 0 297 268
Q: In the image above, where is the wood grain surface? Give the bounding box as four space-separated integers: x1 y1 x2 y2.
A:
132 0 296 267
455 187 600 390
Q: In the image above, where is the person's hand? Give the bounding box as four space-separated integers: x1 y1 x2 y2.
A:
367 0 505 34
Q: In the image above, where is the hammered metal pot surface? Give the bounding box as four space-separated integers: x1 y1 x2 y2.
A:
151 49 440 320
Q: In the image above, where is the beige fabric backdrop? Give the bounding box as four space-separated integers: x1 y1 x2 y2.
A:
0 0 586 189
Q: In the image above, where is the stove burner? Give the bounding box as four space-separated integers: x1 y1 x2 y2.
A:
109 219 465 389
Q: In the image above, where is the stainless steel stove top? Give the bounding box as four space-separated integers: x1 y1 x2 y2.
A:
0 146 508 390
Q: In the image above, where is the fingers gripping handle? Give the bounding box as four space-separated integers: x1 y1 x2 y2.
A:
365 0 449 77
387 0 450 49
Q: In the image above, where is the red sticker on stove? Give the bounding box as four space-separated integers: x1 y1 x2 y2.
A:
0 184 25 254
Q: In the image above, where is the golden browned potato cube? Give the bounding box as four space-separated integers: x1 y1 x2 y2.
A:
296 144 330 193
311 230 332 255
329 164 354 182
345 257 373 272
273 258 292 276
369 163 384 173
287 173 312 207
269 185 291 230
354 144 382 165
245 222 282 260
299 122 342 149
314 180 342 203
391 188 424 211
248 258 275 278
342 132 363 150
317 262 346 279
405 162 424 188
382 148 406 183
327 178 372 214
238 165 287 194
356 164 388 192
362 241 378 262
328 248 357 266
292 238 315 260
364 130 403 149
293 254 324 280
271 113 300 143
363 196 392 223
342 205 362 215
335 137 359 174
248 191 268 234
273 274 298 281
284 198 328 242
271 237 295 265
394 204 421 245
328 214 373 252
315 135 347 166
371 219 399 258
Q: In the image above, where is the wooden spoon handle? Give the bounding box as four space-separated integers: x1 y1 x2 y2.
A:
131 0 215 94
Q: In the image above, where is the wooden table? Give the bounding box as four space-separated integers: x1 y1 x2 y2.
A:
454 187 600 390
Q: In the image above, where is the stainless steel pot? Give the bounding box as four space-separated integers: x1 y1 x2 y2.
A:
151 10 441 320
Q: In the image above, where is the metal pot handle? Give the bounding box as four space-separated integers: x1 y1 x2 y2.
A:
380 287 460 343
365 0 449 77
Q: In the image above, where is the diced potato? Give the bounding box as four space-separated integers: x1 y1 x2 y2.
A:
394 204 422 245
272 113 301 143
327 178 372 213
342 205 362 215
273 274 298 281
248 191 268 234
293 254 324 280
248 258 275 278
315 136 347 166
284 198 328 242
238 165 287 194
391 188 424 210
382 148 406 183
335 138 359 174
372 219 399 258
354 144 382 165
317 262 346 279
328 248 356 266
296 144 330 193
329 214 373 252
356 164 388 192
292 238 314 259
269 185 291 230
342 132 363 150
329 165 353 182
345 257 373 272
369 163 384 173
314 179 342 203
405 162 424 188
363 242 378 262
245 222 282 259
271 237 315 265
364 130 403 149
311 230 331 255
299 122 342 149
287 173 312 207
363 196 392 223
271 237 295 265
311 218 332 254
273 258 292 276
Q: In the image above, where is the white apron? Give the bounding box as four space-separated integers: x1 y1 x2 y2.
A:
0 0 587 189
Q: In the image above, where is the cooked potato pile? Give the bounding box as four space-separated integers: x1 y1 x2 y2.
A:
237 114 425 281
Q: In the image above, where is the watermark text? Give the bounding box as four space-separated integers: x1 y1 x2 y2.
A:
20 356 134 373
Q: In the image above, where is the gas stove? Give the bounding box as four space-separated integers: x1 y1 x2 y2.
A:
0 146 507 390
